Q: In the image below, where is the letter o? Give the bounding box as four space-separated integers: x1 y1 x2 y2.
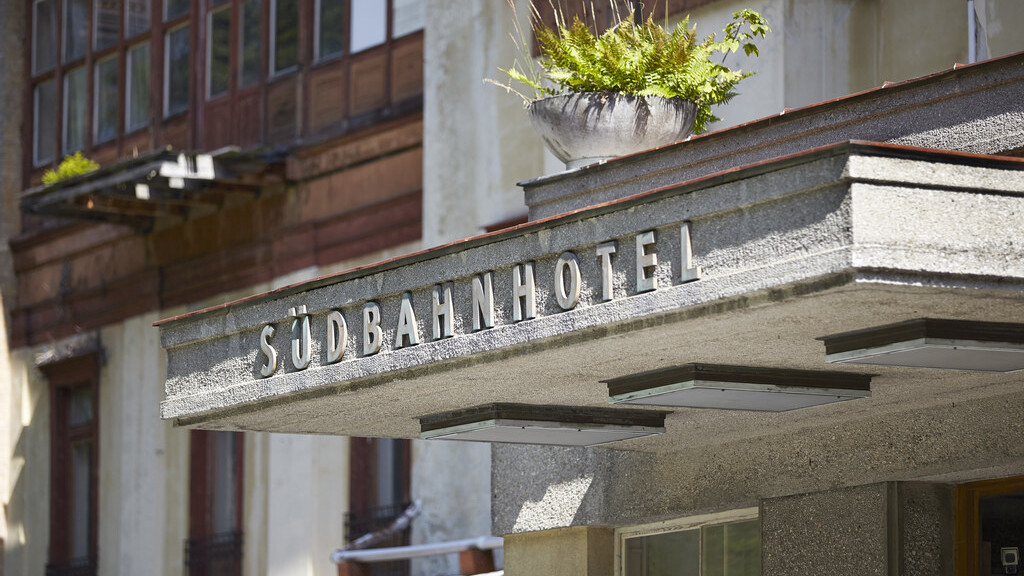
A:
554 252 582 310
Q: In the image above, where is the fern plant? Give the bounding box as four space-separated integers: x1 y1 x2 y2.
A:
494 3 770 134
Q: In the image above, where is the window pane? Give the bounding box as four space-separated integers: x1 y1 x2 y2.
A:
94 0 120 50
392 0 424 38
71 441 94 560
316 0 344 61
34 80 56 165
350 0 386 53
33 0 57 75
272 0 298 74
95 56 119 143
625 529 700 576
702 520 761 576
64 67 87 154
211 432 239 534
127 42 150 130
722 520 760 576
165 0 189 20
208 7 230 97
165 25 190 115
64 0 89 63
240 0 261 87
126 0 151 37
67 385 94 428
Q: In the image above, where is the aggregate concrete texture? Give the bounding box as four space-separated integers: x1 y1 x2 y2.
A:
159 143 1024 434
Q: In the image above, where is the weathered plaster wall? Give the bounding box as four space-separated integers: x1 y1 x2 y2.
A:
422 0 542 246
410 439 492 575
5 350 49 576
0 0 25 564
99 312 189 576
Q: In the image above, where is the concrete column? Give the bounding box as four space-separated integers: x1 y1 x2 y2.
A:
761 482 953 576
504 526 614 576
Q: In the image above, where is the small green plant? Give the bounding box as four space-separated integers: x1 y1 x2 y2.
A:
490 1 770 133
42 151 100 186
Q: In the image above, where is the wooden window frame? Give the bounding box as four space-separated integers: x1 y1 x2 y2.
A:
205 5 232 101
41 353 101 574
24 0 161 182
93 53 120 145
955 475 1024 576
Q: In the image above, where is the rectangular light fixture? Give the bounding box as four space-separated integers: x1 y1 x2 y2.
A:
820 318 1024 372
605 364 872 412
419 403 666 447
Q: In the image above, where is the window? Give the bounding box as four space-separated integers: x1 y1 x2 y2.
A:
271 0 299 75
347 438 411 576
165 24 190 116
619 511 760 576
207 7 231 98
63 0 89 63
186 431 243 576
165 0 189 21
94 0 119 51
125 0 150 37
95 56 119 143
126 42 150 131
392 0 424 39
41 353 100 576
957 476 1024 575
239 0 261 87
34 80 57 166
350 0 386 53
64 67 86 153
33 0 57 75
315 0 344 62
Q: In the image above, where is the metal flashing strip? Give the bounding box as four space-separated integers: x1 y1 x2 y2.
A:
605 364 872 412
821 319 1024 372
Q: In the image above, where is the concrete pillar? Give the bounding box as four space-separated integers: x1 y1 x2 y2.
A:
504 526 614 576
761 482 953 576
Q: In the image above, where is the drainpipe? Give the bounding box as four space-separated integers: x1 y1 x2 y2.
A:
968 0 976 63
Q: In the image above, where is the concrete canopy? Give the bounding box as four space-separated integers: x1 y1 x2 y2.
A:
158 141 1024 459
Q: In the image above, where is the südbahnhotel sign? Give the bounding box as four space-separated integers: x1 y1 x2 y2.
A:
256 225 701 377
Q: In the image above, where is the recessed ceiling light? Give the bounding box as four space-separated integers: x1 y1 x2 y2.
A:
605 364 872 411
419 403 666 446
820 318 1024 372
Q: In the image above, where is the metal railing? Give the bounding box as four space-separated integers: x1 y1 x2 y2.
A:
184 530 243 576
345 503 414 576
45 556 97 576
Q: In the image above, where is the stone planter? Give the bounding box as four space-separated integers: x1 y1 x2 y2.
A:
528 93 698 169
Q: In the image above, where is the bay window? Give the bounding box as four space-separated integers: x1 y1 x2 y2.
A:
126 42 150 132
239 0 261 87
63 0 88 63
94 0 119 50
94 56 119 143
63 67 86 153
34 80 57 165
165 24 190 116
33 0 57 75
207 7 231 98
315 0 344 62
271 0 299 75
